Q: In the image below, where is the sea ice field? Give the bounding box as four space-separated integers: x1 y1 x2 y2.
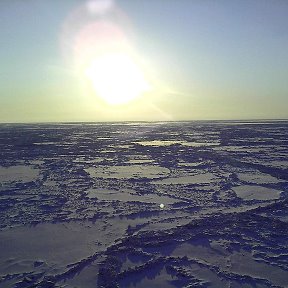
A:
0 121 288 288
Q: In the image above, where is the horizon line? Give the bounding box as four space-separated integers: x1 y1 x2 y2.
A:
0 118 288 125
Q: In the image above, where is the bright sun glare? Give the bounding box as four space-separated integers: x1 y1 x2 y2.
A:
64 0 152 106
85 53 150 105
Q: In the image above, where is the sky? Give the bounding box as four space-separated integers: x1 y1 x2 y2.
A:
0 0 288 123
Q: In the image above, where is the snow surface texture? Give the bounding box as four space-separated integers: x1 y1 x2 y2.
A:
0 121 288 288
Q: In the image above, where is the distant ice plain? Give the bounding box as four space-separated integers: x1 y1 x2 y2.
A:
0 121 288 288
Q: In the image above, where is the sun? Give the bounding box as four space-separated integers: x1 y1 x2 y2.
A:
67 14 151 105
85 52 150 105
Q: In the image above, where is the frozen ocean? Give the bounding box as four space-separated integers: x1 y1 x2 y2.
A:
0 121 288 288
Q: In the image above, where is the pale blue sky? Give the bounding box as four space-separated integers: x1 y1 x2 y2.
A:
0 0 287 122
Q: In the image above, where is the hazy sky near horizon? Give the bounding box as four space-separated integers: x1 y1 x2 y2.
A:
0 0 288 122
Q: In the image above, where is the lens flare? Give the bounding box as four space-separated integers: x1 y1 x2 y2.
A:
86 0 114 15
61 0 152 105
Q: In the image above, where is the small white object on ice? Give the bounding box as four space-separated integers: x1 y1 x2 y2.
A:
160 203 165 209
